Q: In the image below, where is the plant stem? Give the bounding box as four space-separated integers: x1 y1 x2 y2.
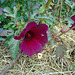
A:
58 0 63 21
58 26 75 37
28 0 33 23
41 71 74 75
53 0 60 16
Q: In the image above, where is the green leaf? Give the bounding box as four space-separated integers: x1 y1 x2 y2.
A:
4 7 14 18
67 19 74 28
65 0 71 7
37 15 56 23
3 22 14 29
3 24 10 28
5 13 14 18
4 7 13 14
46 0 52 8
0 28 3 33
72 2 75 9
39 6 45 13
0 13 6 21
48 35 52 41
50 39 55 46
30 12 37 19
65 0 75 9
11 2 17 8
12 24 16 28
44 19 53 25
56 44 66 59
8 22 14 25
8 38 20 59
0 37 6 41
72 64 75 68
37 16 50 20
13 6 18 18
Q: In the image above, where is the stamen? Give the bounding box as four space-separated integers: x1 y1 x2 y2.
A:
41 34 44 36
24 31 34 40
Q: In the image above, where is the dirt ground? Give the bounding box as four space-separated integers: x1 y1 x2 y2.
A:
0 24 75 75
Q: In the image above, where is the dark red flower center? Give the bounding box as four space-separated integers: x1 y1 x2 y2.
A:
24 31 34 40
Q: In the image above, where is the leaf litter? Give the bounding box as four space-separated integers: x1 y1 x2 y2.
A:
0 24 75 75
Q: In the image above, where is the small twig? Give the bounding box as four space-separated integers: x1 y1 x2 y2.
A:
28 0 33 23
58 26 75 37
24 0 33 25
58 0 63 21
53 0 60 16
15 18 18 22
64 34 75 43
52 57 61 70
0 53 21 75
49 66 59 72
26 65 34 75
46 0 51 8
41 71 74 75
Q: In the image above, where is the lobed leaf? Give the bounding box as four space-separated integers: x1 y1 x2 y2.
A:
4 7 13 14
56 44 66 59
39 5 45 13
13 6 18 18
8 38 20 59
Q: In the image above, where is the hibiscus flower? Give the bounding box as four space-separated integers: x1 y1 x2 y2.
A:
14 22 48 56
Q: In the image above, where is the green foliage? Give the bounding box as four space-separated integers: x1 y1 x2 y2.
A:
48 34 52 41
65 0 75 9
65 18 74 27
0 13 6 21
39 5 45 13
44 15 56 25
0 0 74 59
4 7 17 18
8 38 20 59
72 63 75 68
0 37 5 41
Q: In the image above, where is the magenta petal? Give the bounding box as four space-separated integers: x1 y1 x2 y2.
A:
25 21 37 32
30 24 48 34
22 38 42 56
19 42 23 51
14 29 26 40
14 22 37 40
14 22 48 56
70 15 75 30
34 33 48 46
71 15 75 21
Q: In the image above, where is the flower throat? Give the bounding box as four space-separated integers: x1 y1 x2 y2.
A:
24 31 33 40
